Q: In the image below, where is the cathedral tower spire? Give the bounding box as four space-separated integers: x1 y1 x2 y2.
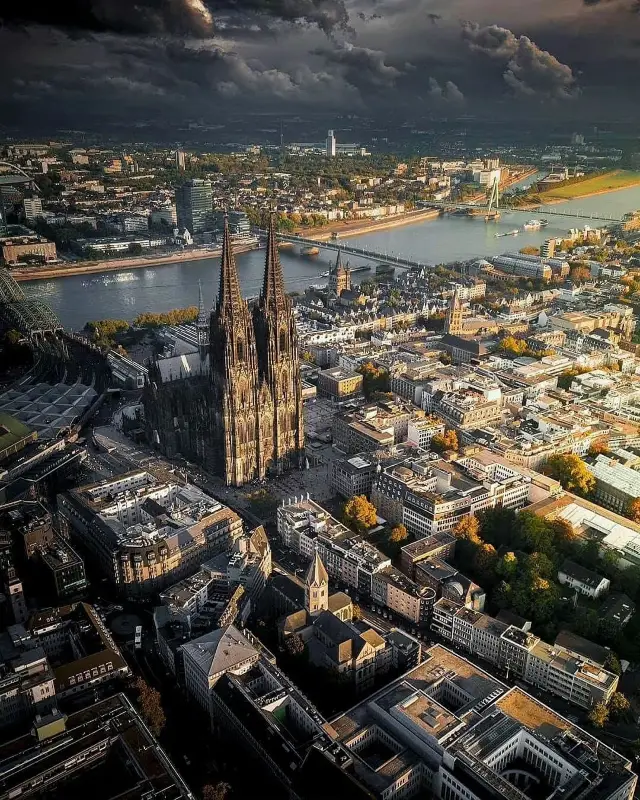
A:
217 217 244 316
209 217 261 486
196 279 208 355
262 212 287 311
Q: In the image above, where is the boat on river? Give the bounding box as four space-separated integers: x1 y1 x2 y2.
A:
495 229 519 238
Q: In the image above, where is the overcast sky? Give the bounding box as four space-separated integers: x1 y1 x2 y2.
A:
1 0 638 133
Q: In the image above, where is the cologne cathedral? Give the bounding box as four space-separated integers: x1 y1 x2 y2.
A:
144 215 305 486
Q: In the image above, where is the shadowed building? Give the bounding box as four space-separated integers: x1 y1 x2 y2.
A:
144 214 304 486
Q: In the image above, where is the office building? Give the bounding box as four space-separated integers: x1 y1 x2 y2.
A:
540 238 556 258
329 643 636 800
144 217 305 486
330 453 380 498
317 367 363 402
587 454 640 514
58 470 243 597
326 129 337 157
182 624 260 716
407 416 446 449
372 455 529 538
175 178 213 234
0 694 194 800
175 148 186 171
214 210 251 238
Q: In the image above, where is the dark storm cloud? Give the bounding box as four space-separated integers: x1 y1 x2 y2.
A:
312 41 404 88
0 0 351 37
0 0 214 37
462 22 578 100
427 77 465 104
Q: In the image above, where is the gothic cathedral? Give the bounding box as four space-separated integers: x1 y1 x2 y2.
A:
144 214 305 486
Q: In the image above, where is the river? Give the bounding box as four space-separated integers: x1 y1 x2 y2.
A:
22 183 640 331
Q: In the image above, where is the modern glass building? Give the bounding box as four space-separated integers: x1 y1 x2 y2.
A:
175 178 213 234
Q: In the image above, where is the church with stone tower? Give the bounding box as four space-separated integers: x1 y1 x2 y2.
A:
144 214 305 486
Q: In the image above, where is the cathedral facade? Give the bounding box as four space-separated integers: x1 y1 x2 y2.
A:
144 215 305 486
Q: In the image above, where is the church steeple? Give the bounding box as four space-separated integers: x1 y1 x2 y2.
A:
217 217 244 316
262 212 287 312
305 551 329 617
329 247 350 295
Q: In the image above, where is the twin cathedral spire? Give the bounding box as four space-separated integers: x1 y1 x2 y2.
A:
207 213 305 486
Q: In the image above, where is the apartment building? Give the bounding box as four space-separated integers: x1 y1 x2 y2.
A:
399 532 457 579
432 599 618 709
277 497 390 597
372 566 436 625
58 470 243 598
330 643 635 800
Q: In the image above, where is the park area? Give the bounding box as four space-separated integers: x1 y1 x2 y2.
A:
540 169 640 200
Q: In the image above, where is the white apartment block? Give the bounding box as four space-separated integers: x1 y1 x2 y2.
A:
432 599 618 710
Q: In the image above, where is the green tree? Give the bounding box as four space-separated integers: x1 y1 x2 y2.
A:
128 242 144 256
473 543 498 586
493 580 512 609
343 495 377 534
543 454 595 497
604 651 622 676
588 701 609 728
496 552 518 581
524 552 556 581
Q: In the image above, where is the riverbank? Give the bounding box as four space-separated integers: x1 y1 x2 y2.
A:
295 207 442 241
10 242 260 282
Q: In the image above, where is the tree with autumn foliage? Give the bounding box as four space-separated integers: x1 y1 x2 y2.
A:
343 495 377 534
626 498 640 523
588 438 610 458
588 702 609 728
390 524 409 543
543 453 595 497
202 782 232 800
452 514 481 544
357 362 390 399
134 677 165 737
609 692 630 719
431 429 459 453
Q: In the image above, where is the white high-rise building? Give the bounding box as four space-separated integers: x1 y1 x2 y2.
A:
326 129 336 157
23 196 43 221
